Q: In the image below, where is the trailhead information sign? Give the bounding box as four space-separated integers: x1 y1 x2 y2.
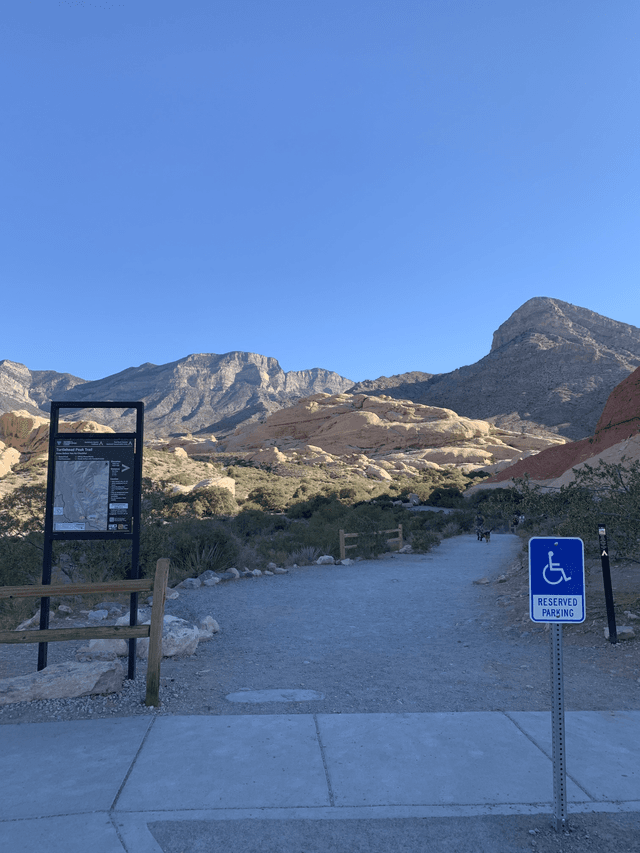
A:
53 437 135 532
529 537 585 623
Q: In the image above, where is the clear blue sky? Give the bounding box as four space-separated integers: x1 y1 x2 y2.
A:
2 1 638 383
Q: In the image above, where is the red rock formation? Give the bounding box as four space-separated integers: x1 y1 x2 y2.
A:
483 366 640 483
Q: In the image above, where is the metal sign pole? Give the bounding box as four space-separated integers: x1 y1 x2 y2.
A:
551 623 567 831
529 537 585 833
598 525 617 644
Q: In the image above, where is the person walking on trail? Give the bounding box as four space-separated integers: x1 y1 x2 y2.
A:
475 513 485 540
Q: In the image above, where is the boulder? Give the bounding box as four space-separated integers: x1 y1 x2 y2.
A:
604 626 635 641
197 616 221 639
87 609 109 622
0 660 124 705
316 555 335 565
176 577 201 590
136 616 199 659
76 638 129 660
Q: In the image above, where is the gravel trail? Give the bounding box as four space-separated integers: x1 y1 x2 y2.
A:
2 533 638 722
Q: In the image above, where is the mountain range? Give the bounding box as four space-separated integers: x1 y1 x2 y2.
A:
1 297 639 439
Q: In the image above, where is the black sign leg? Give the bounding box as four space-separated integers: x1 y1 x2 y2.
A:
598 525 617 644
128 590 138 680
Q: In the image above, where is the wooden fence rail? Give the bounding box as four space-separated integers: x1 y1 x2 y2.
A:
339 524 403 561
0 558 170 707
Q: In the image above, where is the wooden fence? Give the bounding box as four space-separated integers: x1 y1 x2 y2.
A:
0 557 170 707
339 524 403 561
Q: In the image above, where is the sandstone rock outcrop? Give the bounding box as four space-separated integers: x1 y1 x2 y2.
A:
222 392 567 475
349 298 640 440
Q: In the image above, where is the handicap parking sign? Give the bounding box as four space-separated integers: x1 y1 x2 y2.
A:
529 537 585 623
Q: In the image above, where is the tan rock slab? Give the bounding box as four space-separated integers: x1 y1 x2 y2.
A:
0 660 125 705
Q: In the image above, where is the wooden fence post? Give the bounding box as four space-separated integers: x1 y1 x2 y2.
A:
339 529 346 561
145 558 170 707
398 524 403 550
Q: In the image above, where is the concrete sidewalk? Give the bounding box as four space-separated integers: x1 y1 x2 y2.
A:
2 710 639 852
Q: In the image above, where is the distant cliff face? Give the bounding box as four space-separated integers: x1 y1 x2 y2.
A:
0 353 353 437
349 298 640 439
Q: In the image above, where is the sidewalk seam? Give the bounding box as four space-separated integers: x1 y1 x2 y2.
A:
110 714 158 814
313 714 335 807
502 711 597 801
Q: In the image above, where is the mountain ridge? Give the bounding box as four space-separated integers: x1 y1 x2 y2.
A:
348 297 640 439
2 297 639 440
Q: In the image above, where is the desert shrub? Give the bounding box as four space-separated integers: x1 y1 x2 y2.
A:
248 481 297 513
0 532 44 629
426 486 465 508
0 484 46 535
410 530 441 551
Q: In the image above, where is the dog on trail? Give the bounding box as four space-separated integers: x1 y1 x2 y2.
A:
478 529 493 543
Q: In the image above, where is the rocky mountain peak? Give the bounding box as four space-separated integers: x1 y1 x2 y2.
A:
490 297 640 355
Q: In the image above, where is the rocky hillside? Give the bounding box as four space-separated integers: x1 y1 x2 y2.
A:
220 392 567 481
349 298 640 440
469 364 640 491
0 353 353 437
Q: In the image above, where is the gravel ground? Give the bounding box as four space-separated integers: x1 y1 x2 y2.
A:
1 533 638 723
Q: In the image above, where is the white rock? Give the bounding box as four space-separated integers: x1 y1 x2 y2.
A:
87 609 109 622
263 570 274 576
81 638 129 658
273 567 288 574
16 611 41 630
316 555 335 565
136 616 199 659
197 616 221 639
398 544 413 554
228 567 240 579
115 610 147 626
604 625 635 640
166 588 180 599
202 577 221 586
267 562 278 569
340 559 355 566
0 660 124 705
57 604 73 614
251 569 262 576
176 577 201 589
623 611 639 620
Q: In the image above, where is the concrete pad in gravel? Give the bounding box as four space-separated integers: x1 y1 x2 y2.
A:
0 717 152 820
509 711 640 802
0 813 126 853
116 715 329 811
316 712 585 806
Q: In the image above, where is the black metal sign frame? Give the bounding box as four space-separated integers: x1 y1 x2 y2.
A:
39 402 144 678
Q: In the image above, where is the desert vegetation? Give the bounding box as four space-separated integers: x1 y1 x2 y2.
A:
470 459 640 563
0 451 481 629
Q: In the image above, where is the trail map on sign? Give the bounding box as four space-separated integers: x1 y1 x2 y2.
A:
53 438 134 532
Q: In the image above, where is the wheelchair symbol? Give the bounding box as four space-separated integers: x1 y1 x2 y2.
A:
543 551 572 585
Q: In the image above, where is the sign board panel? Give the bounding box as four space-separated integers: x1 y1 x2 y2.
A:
52 437 135 533
529 537 585 623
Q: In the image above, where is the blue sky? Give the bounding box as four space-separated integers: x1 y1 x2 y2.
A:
2 1 638 383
